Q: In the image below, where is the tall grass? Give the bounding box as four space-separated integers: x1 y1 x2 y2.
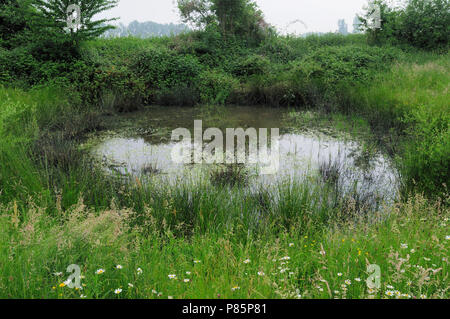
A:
0 192 447 299
341 53 450 195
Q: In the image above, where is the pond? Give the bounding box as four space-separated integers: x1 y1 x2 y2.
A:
84 106 400 209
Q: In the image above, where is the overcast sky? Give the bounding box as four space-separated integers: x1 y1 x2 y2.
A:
102 0 370 33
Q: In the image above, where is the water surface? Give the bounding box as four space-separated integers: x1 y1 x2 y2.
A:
85 106 400 207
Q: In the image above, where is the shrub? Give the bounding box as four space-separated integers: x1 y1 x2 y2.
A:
132 47 203 91
361 0 450 49
293 45 399 87
230 54 270 77
197 69 239 105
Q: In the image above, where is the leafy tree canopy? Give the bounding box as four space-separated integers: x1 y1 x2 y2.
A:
177 0 268 40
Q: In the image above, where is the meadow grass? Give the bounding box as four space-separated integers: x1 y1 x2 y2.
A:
0 192 447 299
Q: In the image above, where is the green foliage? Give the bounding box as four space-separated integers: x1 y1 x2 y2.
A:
230 54 269 77
294 45 399 86
32 0 119 44
397 0 450 49
132 47 203 92
197 69 238 104
403 106 450 195
177 0 267 41
361 0 450 49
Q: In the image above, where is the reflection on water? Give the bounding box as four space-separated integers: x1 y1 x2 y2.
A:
87 106 400 207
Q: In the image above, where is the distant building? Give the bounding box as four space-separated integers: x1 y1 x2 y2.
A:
337 19 348 35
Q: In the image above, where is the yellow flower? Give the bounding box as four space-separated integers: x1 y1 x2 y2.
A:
59 282 66 288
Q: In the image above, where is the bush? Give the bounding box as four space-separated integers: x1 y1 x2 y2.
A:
132 47 203 91
197 69 239 105
230 54 270 77
293 45 399 87
362 0 450 49
397 0 450 49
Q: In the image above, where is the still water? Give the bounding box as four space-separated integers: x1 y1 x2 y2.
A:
85 106 400 207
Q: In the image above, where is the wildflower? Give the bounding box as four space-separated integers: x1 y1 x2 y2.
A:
186 271 191 275
152 290 158 294
137 268 143 275
168 274 177 279
410 249 416 253
446 235 450 240
394 291 401 297
53 272 63 276
59 282 66 288
184 279 190 283
280 256 290 261
385 290 394 297
80 294 87 299
334 290 340 294
401 293 411 299
355 278 361 282
345 280 351 285
401 243 408 249
114 288 122 295
386 285 394 289
128 283 134 288
52 286 56 290
367 288 375 294
231 286 240 291
96 269 105 275
420 294 427 299
296 294 302 299
258 271 265 276
168 296 173 299
337 273 343 277
116 265 123 270
194 260 201 264
423 257 431 261
289 243 294 247
243 259 251 264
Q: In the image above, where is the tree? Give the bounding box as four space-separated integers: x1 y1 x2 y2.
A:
32 0 119 44
397 0 449 49
0 0 33 48
177 0 267 39
359 0 449 48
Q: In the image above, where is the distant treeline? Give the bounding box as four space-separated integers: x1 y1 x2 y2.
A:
102 21 190 38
